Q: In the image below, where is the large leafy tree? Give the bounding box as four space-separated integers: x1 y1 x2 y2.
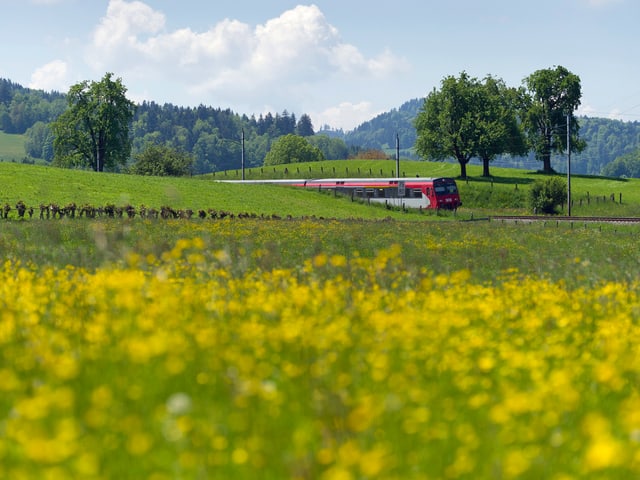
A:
415 72 528 179
52 73 136 172
415 72 486 178
476 77 527 177
264 134 325 165
522 65 584 173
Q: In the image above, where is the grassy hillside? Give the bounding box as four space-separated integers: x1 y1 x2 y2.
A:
0 162 445 221
0 132 26 161
211 159 640 217
0 160 638 219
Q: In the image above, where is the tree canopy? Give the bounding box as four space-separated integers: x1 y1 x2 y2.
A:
295 114 315 137
307 135 349 160
264 134 325 165
129 143 194 177
522 65 585 173
475 76 527 177
414 72 487 178
51 73 136 172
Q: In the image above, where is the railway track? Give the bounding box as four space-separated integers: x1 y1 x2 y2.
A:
490 215 640 224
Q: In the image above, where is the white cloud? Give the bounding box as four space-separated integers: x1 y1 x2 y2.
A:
85 0 407 124
90 0 166 65
313 101 383 132
28 60 69 92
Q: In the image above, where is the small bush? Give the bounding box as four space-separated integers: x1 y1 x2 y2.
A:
529 177 567 214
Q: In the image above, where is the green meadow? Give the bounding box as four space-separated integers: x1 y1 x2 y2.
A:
0 159 638 219
0 160 638 286
0 132 27 162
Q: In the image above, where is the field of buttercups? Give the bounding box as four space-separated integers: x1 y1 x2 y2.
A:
2 224 640 479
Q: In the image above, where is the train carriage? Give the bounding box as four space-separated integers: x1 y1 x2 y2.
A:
220 177 461 210
296 177 461 210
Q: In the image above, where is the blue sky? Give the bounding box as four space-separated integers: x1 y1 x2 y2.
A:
1 0 639 130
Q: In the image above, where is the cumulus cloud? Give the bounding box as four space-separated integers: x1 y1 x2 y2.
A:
86 0 408 122
314 101 383 132
28 60 69 92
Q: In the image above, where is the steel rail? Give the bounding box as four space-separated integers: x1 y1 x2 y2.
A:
490 215 640 224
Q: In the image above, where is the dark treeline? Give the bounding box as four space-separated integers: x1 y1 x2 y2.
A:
0 78 351 174
0 79 66 134
131 103 350 173
132 102 304 173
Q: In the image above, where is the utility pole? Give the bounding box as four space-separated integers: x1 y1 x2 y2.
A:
241 129 245 181
567 114 571 216
395 133 400 178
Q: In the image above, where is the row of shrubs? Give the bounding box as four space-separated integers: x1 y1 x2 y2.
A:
2 201 288 221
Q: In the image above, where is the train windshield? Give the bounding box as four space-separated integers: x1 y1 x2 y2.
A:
434 182 458 195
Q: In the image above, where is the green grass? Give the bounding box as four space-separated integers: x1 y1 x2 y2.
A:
0 160 638 220
0 132 27 161
211 159 640 217
0 162 457 221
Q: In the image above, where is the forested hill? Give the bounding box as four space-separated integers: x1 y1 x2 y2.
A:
0 79 66 133
325 98 640 175
0 78 345 173
344 98 423 156
2 77 639 175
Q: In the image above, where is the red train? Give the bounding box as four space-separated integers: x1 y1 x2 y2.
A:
294 177 461 210
230 177 461 210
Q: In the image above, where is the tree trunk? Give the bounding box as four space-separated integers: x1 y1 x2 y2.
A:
458 159 468 179
541 153 553 173
541 133 553 173
482 157 491 177
97 142 106 172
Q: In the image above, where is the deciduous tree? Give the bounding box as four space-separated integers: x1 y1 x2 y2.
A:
415 72 485 178
129 143 194 176
264 134 324 165
476 77 527 177
51 73 136 172
522 66 584 173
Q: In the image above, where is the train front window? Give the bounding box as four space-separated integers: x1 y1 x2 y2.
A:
434 183 457 195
